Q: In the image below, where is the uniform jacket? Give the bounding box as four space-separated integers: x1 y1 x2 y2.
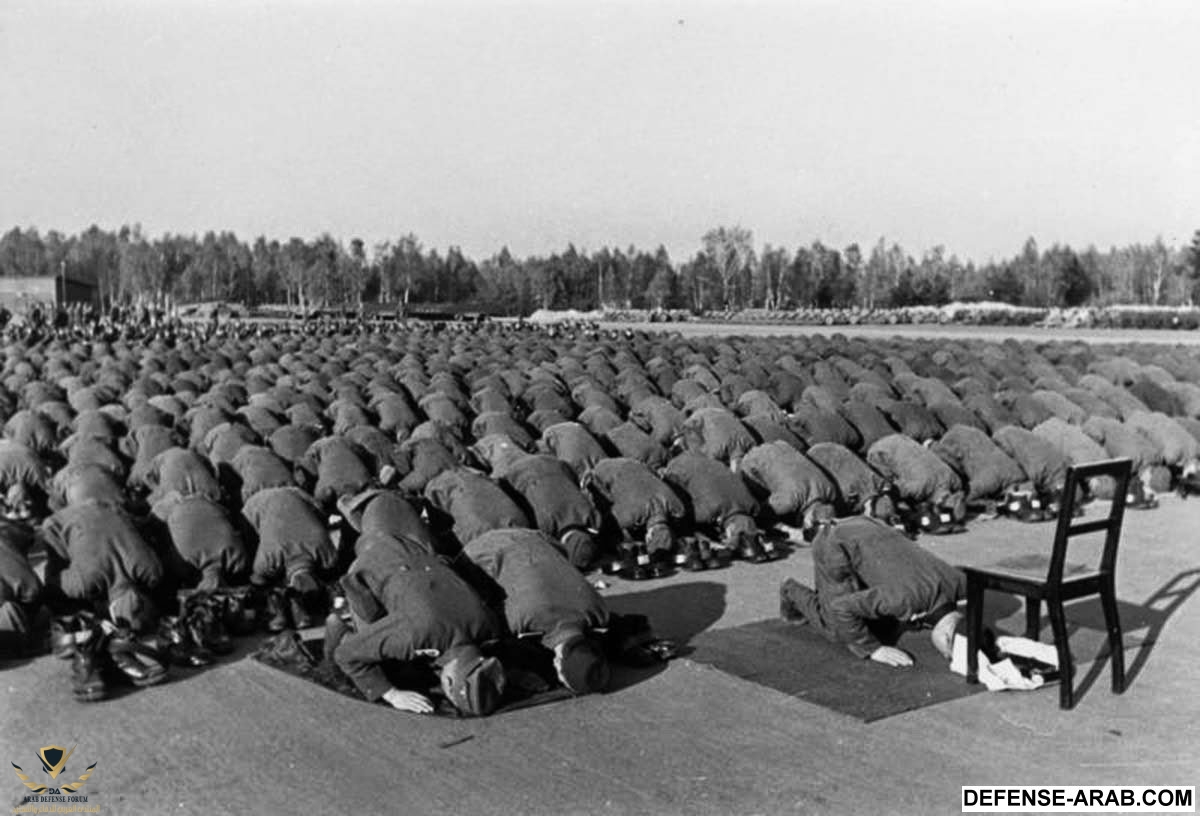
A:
662 451 758 529
424 468 530 546
500 454 601 538
42 501 163 602
583 457 686 533
813 516 965 657
241 486 336 582
463 528 608 639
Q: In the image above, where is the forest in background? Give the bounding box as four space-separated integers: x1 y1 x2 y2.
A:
2 224 1200 316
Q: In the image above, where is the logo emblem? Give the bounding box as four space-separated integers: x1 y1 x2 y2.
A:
11 744 97 795
38 745 74 779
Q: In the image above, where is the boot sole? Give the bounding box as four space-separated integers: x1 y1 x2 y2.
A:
73 687 107 703
128 671 169 687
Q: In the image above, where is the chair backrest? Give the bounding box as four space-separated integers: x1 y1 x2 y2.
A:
1048 458 1133 586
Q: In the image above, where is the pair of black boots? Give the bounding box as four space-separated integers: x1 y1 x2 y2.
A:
909 503 968 535
725 533 782 565
52 612 169 702
262 575 327 633
674 538 729 572
153 591 239 668
603 543 673 581
604 535 777 580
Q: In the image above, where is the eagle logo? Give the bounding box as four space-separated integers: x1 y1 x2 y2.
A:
11 745 97 794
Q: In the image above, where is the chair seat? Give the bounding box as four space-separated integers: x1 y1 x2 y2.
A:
966 553 1091 580
965 563 1106 600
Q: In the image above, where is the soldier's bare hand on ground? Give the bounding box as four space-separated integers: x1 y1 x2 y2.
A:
382 688 435 714
869 645 913 668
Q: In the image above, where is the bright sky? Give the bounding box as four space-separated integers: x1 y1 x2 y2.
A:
2 0 1198 264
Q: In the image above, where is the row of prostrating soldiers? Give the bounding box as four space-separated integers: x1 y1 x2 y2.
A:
2 324 1200 704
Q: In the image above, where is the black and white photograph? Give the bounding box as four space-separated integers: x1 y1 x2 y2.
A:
2 1 1198 813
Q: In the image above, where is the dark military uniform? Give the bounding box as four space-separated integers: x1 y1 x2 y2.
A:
661 451 759 534
300 436 374 508
267 424 323 466
462 528 608 644
424 468 530 547
866 434 964 509
0 441 50 508
150 493 249 591
603 422 670 470
0 522 40 653
230 445 295 504
931 424 1029 502
991 425 1071 496
241 486 337 587
338 488 444 556
335 535 503 701
499 454 602 561
42 501 164 632
805 442 892 516
124 424 181 493
781 516 965 657
628 396 685 447
739 441 837 521
583 457 686 548
678 407 758 464
145 447 222 505
539 421 608 478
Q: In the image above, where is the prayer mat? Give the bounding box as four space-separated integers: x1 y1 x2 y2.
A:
251 630 576 718
686 618 985 722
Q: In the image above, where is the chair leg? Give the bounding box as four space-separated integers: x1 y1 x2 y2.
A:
1046 598 1073 710
965 576 983 684
1025 598 1040 641
1100 575 1125 695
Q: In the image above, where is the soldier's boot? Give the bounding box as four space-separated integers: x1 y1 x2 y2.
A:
623 544 653 581
264 588 291 633
288 572 325 630
51 611 96 660
674 538 706 572
734 532 769 564
108 629 169 687
186 596 233 656
212 586 258 636
154 615 212 668
70 622 109 702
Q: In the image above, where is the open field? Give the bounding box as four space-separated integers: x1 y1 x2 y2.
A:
605 319 1200 347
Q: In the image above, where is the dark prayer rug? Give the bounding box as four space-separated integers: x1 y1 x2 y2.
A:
686 618 986 722
251 630 576 718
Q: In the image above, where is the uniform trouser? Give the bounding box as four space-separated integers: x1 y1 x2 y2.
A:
251 543 329 589
780 535 902 647
162 541 227 593
333 613 434 701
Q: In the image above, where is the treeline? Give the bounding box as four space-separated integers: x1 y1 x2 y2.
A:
1 224 1199 314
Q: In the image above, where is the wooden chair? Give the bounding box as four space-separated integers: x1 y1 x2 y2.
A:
964 458 1132 709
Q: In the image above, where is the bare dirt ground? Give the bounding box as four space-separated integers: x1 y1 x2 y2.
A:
3 324 1199 815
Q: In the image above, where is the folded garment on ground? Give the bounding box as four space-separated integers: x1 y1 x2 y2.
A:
947 634 1051 692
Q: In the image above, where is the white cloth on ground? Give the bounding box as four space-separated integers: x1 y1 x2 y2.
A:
995 635 1059 668
947 634 1046 692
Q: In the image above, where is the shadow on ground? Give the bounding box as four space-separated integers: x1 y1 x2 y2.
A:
1066 568 1200 703
606 579 727 645
976 568 1200 707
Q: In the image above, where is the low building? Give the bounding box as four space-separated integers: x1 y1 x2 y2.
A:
0 275 98 311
